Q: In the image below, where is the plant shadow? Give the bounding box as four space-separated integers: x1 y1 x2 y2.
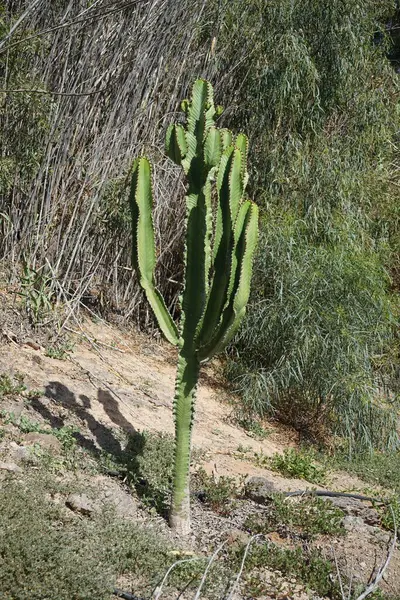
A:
30 381 171 515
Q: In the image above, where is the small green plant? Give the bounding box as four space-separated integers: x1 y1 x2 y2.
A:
266 448 327 484
245 494 345 538
0 470 198 600
124 431 175 515
234 541 341 599
53 425 78 452
0 373 26 399
235 444 252 456
45 341 74 360
194 467 241 516
130 79 258 534
380 497 400 532
329 449 400 494
24 388 42 402
0 410 78 454
234 413 270 439
1 411 43 434
17 261 54 323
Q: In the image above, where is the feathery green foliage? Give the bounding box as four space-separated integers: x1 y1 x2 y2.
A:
130 79 258 533
220 0 400 452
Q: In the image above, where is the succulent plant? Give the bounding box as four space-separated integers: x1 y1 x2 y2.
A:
130 79 258 534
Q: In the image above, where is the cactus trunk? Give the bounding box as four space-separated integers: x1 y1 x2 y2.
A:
129 79 258 534
169 350 200 535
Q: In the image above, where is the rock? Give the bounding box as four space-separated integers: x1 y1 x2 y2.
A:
226 528 251 550
24 338 41 351
322 495 380 526
101 487 138 519
343 515 367 533
66 493 99 516
245 476 277 504
22 432 61 452
0 461 22 473
8 441 32 463
373 528 391 545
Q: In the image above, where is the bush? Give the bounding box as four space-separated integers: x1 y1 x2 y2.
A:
227 213 399 451
218 0 399 452
124 430 175 515
0 472 175 600
234 542 341 599
194 467 241 516
245 493 345 538
331 448 400 493
265 448 327 484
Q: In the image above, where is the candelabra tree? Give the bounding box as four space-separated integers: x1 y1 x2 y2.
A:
129 79 258 534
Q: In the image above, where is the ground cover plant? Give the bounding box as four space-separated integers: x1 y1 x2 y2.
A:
266 448 327 485
328 448 400 493
130 79 258 534
244 494 345 539
232 541 342 599
124 430 174 516
0 471 185 600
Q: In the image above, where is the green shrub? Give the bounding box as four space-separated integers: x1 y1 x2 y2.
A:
380 497 400 533
220 0 399 452
124 430 174 515
265 448 327 484
227 215 398 452
245 493 345 538
233 542 341 599
0 472 175 600
194 468 241 516
330 448 400 493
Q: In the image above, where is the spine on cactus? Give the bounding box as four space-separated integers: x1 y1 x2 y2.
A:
130 79 258 535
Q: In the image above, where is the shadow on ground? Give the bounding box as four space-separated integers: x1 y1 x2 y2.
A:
30 381 171 515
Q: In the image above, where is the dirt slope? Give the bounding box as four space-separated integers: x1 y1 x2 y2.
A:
1 315 400 597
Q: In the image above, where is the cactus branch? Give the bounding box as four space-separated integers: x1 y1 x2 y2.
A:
129 79 258 534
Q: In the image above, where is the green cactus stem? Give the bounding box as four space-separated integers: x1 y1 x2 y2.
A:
129 79 258 535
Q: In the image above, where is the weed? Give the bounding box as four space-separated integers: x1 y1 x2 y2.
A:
17 261 54 324
1 410 44 434
53 425 79 451
194 468 241 516
235 444 252 456
24 388 42 402
328 449 400 494
95 449 126 477
245 494 345 538
234 412 270 439
233 541 341 599
0 469 198 600
124 430 174 515
45 341 74 360
265 448 327 484
0 372 26 398
380 497 400 532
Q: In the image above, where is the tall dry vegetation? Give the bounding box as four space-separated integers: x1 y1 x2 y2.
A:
1 0 399 451
1 0 223 320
